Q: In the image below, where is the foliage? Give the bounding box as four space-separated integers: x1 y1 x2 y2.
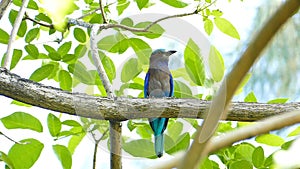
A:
0 0 296 168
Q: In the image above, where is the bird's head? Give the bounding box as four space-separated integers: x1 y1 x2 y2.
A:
149 49 176 70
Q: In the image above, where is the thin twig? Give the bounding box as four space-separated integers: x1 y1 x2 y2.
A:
92 128 109 169
24 13 54 29
99 0 107 23
3 0 29 69
178 0 300 169
0 131 19 144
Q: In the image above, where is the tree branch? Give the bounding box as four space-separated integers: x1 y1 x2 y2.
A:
152 109 300 169
99 0 107 23
178 0 300 168
23 13 54 29
3 0 29 69
1 67 300 121
0 0 11 20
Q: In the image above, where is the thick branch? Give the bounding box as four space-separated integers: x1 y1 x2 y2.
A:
1 67 300 121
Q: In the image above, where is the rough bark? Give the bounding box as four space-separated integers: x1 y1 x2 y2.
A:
1 67 299 122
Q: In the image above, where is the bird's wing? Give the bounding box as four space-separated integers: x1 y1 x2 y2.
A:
144 71 150 98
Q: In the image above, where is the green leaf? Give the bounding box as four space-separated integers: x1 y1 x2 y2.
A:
252 146 264 168
288 126 300 137
166 133 190 154
72 62 95 85
123 139 156 158
29 64 54 82
18 21 27 37
133 22 165 39
74 44 87 58
136 125 152 139
11 100 32 107
8 138 44 169
267 98 288 104
255 134 285 146
68 133 86 155
53 145 72 169
211 9 223 17
0 151 13 169
47 113 62 137
62 120 81 127
120 17 134 27
10 49 22 70
0 28 9 44
62 54 77 64
160 0 188 8
117 0 130 15
1 112 43 132
99 52 116 83
174 80 193 98
35 13 52 24
8 9 18 25
209 45 224 82
214 17 240 39
98 32 129 54
204 19 213 35
48 51 61 61
244 91 257 102
184 38 205 86
25 44 39 59
229 160 252 169
129 38 152 65
234 143 255 161
58 41 72 56
121 58 142 83
25 28 39 43
167 121 183 141
200 157 219 169
135 0 149 10
74 28 86 43
171 68 195 85
58 70 72 91
43 44 56 53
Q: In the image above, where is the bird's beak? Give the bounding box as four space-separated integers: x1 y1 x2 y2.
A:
167 50 177 56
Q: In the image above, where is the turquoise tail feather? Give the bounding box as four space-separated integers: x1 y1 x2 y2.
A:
154 134 164 158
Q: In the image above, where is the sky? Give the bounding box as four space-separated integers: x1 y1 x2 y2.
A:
0 0 267 169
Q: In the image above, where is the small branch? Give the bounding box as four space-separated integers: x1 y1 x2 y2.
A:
99 0 107 23
3 0 29 69
68 18 93 28
92 128 109 169
0 0 11 20
24 13 54 29
0 131 19 144
77 8 101 20
152 109 300 169
178 0 300 168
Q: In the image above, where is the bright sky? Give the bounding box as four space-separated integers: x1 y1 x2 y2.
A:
0 0 264 169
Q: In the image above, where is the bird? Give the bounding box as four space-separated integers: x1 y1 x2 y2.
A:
144 49 176 158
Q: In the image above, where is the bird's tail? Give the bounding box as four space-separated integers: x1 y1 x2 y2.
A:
154 134 164 158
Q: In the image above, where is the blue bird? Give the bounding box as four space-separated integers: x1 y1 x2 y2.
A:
144 49 176 158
